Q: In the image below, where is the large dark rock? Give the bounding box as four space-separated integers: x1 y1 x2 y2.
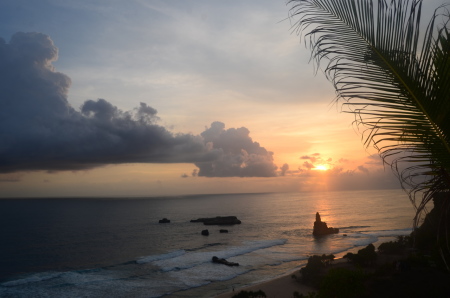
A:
313 212 339 236
190 216 241 225
158 218 170 223
212 256 239 266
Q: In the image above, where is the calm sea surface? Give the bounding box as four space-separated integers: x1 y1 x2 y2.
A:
0 189 415 297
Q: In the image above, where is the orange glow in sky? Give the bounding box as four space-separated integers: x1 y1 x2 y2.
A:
314 165 329 171
0 2 404 198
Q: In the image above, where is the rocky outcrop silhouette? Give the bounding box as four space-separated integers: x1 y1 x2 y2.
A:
158 218 170 223
313 212 339 236
190 216 241 225
212 256 239 266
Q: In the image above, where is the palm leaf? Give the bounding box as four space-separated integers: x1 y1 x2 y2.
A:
288 0 450 264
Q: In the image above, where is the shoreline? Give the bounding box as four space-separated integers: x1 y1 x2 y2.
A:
214 236 398 298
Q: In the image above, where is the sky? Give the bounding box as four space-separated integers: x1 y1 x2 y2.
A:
3 0 441 197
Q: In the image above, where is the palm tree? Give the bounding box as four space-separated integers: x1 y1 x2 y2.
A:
287 0 450 268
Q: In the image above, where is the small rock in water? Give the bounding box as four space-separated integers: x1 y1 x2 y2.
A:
212 256 239 266
190 216 241 225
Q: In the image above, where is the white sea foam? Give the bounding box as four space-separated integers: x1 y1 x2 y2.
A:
1 190 415 298
366 228 412 238
136 249 186 264
1 272 62 287
153 239 287 272
168 261 250 286
352 236 378 247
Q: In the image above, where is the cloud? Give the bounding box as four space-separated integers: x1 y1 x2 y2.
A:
300 155 317 163
280 163 289 176
303 161 314 170
365 154 384 166
0 173 23 182
294 167 400 191
194 122 277 177
0 32 276 178
357 165 369 174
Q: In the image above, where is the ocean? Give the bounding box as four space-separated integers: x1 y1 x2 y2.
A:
0 189 415 297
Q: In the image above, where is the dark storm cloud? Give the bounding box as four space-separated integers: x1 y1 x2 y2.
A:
0 32 276 177
194 122 277 177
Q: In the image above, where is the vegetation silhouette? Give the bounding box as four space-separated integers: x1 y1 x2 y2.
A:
288 0 450 269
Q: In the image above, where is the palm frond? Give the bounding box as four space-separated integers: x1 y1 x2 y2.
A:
288 0 450 265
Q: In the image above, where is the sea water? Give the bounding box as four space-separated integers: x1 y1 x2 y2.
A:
0 189 415 297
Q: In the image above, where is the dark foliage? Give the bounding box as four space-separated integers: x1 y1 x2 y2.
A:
411 192 450 270
343 244 377 266
293 291 318 298
300 254 335 286
232 290 266 298
378 235 412 254
319 268 365 298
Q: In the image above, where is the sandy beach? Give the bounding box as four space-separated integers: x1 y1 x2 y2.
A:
215 255 404 298
214 271 315 298
214 238 399 298
215 258 353 298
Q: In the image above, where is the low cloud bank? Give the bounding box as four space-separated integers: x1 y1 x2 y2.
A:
195 122 277 177
0 32 276 177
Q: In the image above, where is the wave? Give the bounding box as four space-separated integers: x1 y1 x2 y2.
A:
339 225 371 230
1 272 62 287
185 242 223 252
365 228 412 238
153 239 287 272
136 249 186 264
340 228 412 249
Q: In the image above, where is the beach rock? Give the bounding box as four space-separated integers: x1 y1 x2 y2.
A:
158 218 170 223
190 216 241 225
201 229 209 236
313 212 339 236
219 229 229 233
212 256 239 266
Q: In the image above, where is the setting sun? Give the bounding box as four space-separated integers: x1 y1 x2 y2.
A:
314 164 329 171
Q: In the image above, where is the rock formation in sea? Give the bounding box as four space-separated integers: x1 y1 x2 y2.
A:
313 212 339 236
190 216 241 225
212 256 239 266
158 218 170 223
201 229 209 236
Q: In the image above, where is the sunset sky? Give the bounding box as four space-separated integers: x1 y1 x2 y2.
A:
3 0 441 197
